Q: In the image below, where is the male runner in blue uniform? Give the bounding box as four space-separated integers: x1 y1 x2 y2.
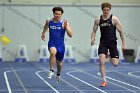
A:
91 2 126 87
41 7 73 82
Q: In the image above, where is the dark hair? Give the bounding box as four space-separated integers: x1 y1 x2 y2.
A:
52 7 64 14
101 2 111 10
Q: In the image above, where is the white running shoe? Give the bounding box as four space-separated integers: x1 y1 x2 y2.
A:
47 71 54 79
56 76 61 82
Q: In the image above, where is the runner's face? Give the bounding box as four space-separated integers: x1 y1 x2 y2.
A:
102 7 110 16
53 11 62 21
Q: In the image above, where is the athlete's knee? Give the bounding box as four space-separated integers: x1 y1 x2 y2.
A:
99 58 106 64
50 52 56 56
50 53 56 58
111 58 119 67
57 61 63 66
50 48 56 57
111 61 119 67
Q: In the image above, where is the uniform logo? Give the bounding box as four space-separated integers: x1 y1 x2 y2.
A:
100 23 111 27
50 26 61 30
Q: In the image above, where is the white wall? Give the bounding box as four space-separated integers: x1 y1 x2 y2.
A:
0 4 140 62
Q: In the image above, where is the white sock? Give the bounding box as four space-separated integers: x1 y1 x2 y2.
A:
102 76 107 82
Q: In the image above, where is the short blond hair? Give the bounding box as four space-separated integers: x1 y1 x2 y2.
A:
101 2 111 10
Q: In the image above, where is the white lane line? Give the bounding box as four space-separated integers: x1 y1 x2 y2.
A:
109 70 140 79
67 70 137 93
60 77 85 93
67 70 108 93
78 70 137 93
36 70 85 93
97 72 140 90
4 71 12 93
4 69 27 93
9 64 28 93
35 70 60 93
128 71 140 78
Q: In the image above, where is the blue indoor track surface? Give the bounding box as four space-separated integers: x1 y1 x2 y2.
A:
0 61 140 93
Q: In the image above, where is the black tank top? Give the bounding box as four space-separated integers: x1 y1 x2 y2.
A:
99 14 117 42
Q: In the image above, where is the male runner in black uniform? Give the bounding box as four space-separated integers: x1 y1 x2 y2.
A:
91 2 126 87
